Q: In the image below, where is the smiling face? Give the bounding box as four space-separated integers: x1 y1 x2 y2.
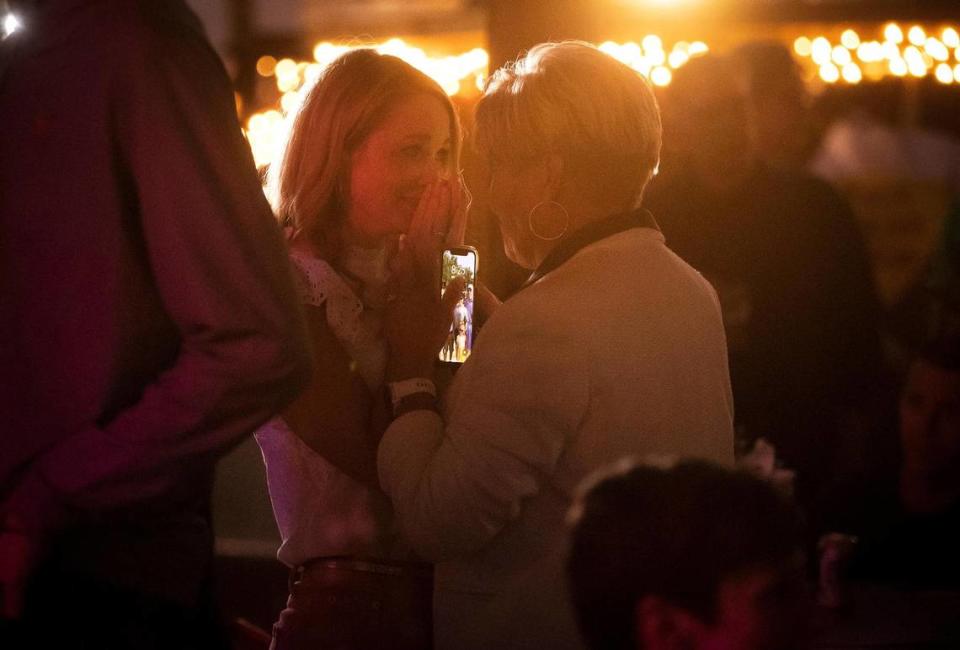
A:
346 92 454 245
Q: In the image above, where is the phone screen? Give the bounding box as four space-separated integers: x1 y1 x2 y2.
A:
439 247 478 363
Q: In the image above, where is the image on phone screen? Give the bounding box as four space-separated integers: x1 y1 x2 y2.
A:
439 247 477 363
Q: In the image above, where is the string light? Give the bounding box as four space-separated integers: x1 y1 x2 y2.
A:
642 34 664 53
841 62 863 84
841 29 861 50
908 25 927 47
904 45 928 77
668 49 690 68
935 63 954 84
819 62 841 83
943 28 960 49
832 45 852 66
3 13 20 37
794 36 812 57
792 23 960 83
884 23 904 44
650 66 673 86
243 24 960 166
244 34 709 166
926 37 950 62
811 37 832 65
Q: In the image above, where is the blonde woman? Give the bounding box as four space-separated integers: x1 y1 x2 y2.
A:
254 49 463 649
379 42 735 649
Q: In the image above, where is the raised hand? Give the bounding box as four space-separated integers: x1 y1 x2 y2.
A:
406 180 453 279
445 172 472 247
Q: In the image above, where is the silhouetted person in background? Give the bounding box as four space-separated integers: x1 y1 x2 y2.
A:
849 340 960 589
730 41 820 172
0 1 310 647
645 55 883 528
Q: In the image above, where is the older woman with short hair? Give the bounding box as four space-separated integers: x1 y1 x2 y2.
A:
379 41 735 650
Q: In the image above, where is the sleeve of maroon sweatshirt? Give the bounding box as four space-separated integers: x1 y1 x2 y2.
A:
6 10 311 526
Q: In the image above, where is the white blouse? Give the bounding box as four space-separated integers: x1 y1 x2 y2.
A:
255 248 403 567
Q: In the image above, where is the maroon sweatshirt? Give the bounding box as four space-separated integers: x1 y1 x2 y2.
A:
0 0 309 603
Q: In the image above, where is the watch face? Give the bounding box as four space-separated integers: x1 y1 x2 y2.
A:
388 379 436 406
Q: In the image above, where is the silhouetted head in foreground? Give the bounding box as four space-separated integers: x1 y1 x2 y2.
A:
568 459 810 650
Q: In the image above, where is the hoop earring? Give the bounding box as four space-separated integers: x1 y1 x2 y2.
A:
528 200 569 241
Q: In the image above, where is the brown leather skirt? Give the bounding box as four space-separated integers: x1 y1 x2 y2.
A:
270 557 433 650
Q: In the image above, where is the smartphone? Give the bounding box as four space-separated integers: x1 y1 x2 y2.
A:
439 246 478 364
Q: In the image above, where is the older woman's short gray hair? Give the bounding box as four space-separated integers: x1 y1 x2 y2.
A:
475 41 662 208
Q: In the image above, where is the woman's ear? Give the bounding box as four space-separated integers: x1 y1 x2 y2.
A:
516 154 563 207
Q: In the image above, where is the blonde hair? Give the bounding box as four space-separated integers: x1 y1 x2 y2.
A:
267 49 461 259
475 41 661 208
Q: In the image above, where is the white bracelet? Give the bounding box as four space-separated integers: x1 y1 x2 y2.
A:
387 377 437 407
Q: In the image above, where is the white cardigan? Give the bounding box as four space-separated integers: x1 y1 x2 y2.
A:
378 228 735 650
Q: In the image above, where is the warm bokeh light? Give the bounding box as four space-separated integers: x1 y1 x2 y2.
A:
904 45 928 77
244 38 490 166
3 13 19 37
279 91 301 114
245 110 286 170
793 23 960 84
908 25 927 47
841 29 861 50
819 62 841 83
925 37 950 62
935 62 955 84
256 55 277 77
642 34 664 53
248 35 710 167
882 41 901 61
650 66 673 86
857 41 883 63
841 62 863 84
242 23 960 167
245 32 714 166
599 36 708 81
811 37 832 65
668 49 690 68
884 23 904 44
944 27 960 49
832 45 852 66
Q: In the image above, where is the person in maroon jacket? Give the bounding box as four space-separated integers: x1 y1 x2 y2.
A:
0 1 310 646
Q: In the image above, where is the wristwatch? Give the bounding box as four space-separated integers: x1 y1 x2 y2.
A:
387 377 437 408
